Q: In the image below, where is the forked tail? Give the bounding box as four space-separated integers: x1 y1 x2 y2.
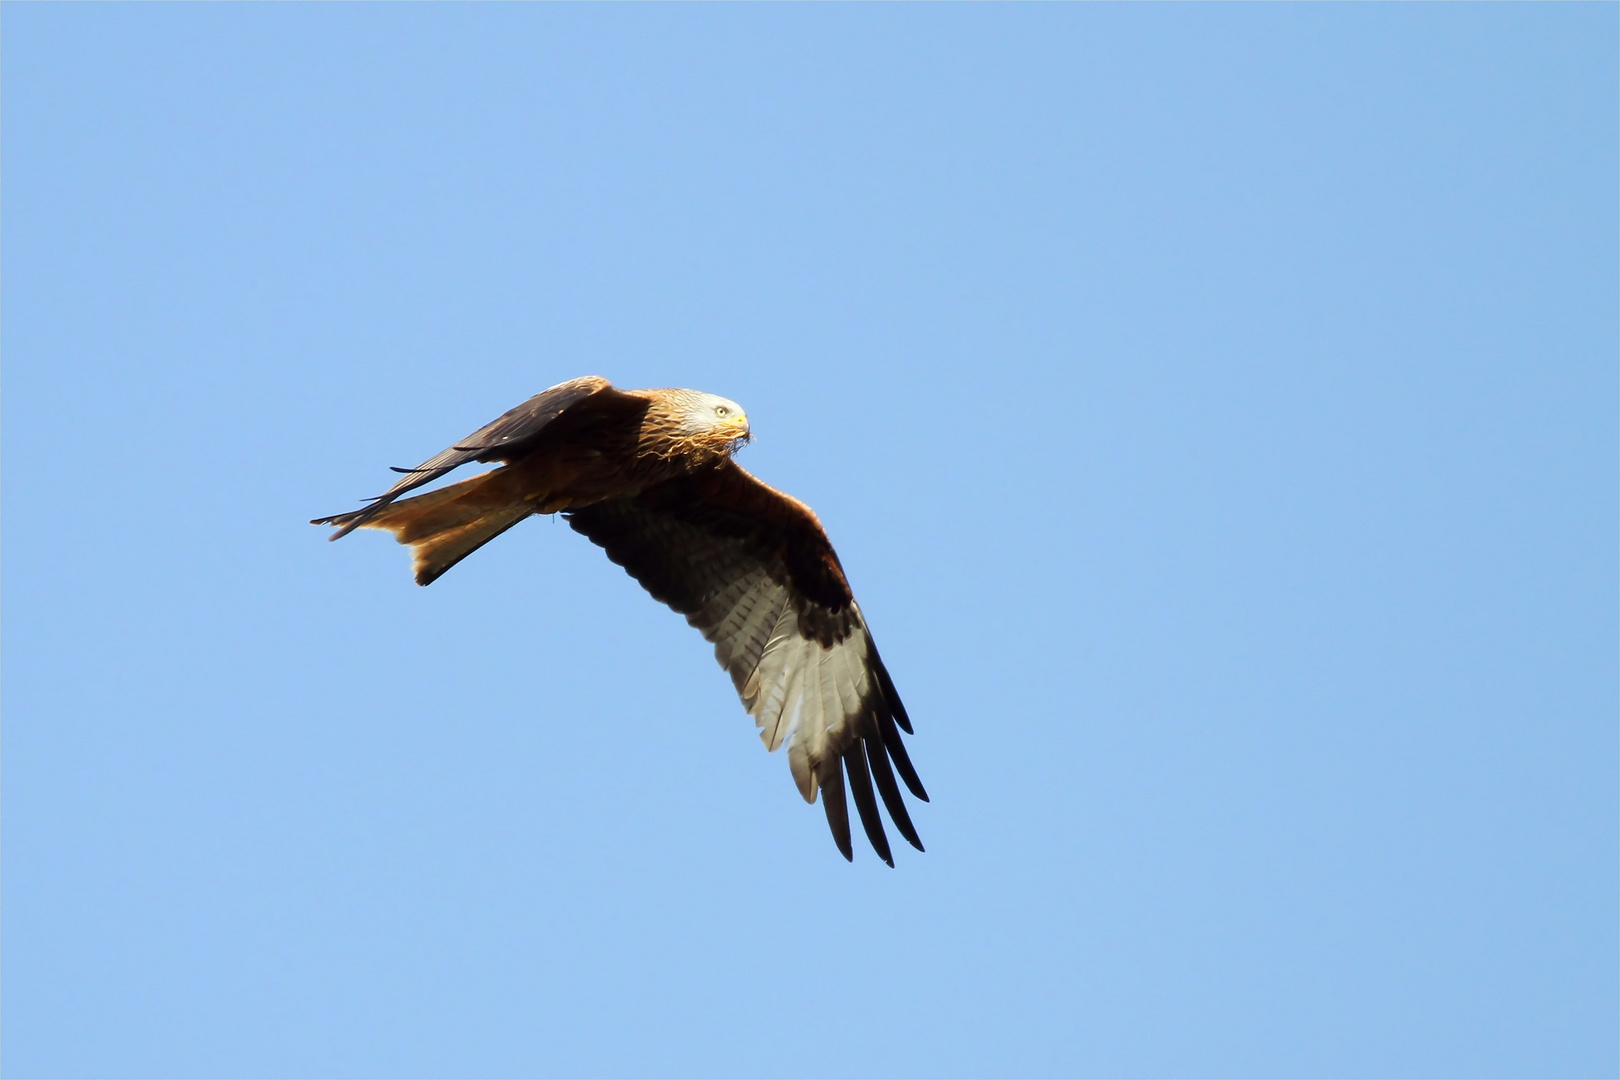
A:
312 473 534 585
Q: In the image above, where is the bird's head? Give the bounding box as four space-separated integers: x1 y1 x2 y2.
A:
671 390 752 456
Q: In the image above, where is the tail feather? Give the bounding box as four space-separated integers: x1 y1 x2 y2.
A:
314 473 535 585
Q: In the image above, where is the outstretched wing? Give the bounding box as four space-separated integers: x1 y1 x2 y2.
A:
315 375 622 539
565 460 927 866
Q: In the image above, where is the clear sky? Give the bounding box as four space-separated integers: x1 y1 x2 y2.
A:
4 6 1615 1078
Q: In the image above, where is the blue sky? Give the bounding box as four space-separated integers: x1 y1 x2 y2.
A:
4 6 1615 1078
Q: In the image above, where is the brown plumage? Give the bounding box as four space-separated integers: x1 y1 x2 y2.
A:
312 376 926 865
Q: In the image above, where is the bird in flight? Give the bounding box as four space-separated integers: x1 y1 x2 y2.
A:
312 376 926 865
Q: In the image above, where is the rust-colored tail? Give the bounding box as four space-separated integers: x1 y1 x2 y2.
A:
314 472 534 585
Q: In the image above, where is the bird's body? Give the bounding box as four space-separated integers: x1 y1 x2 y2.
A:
314 376 926 864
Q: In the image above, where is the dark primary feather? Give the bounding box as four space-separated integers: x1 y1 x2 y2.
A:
819 762 853 861
565 463 927 865
314 376 620 539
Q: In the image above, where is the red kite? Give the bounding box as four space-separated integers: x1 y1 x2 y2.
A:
313 376 926 865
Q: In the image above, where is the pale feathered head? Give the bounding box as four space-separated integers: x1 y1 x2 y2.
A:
660 389 752 455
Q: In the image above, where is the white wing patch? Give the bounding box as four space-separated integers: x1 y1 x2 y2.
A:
692 569 877 806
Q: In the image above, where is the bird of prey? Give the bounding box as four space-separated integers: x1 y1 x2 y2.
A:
312 376 926 865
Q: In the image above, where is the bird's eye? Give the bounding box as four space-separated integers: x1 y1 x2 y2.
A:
715 406 729 418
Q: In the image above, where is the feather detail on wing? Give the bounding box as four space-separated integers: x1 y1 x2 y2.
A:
564 460 927 865
313 376 634 540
